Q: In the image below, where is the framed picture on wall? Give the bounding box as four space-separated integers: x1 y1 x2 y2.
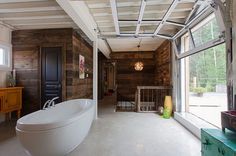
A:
79 55 85 79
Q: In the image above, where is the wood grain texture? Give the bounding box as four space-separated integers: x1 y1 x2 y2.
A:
154 40 172 86
12 28 93 114
111 51 155 101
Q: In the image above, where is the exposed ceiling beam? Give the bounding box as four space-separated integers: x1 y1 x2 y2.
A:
0 1 62 13
0 7 62 13
100 33 172 40
154 0 180 35
166 20 185 27
4 18 72 25
13 22 74 26
0 21 15 30
98 39 111 58
99 23 160 28
0 1 59 9
0 15 69 21
94 12 188 22
119 19 161 22
119 19 162 23
0 0 47 3
56 0 97 41
110 0 120 35
15 23 77 30
90 3 193 14
86 0 194 9
0 10 68 20
135 0 147 35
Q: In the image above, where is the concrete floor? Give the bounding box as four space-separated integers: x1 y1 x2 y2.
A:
0 95 201 156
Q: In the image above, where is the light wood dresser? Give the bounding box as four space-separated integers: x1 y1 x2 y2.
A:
0 87 23 119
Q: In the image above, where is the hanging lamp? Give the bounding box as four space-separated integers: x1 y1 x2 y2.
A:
134 43 144 71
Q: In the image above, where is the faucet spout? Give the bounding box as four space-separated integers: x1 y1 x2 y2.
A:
48 97 59 107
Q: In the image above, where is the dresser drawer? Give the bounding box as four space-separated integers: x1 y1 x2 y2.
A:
201 129 235 156
0 87 23 119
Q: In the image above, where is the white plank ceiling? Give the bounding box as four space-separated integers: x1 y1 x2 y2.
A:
0 0 77 30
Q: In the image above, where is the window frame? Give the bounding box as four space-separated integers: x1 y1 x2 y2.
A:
173 6 227 112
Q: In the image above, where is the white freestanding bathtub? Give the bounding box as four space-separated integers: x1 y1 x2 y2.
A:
16 99 95 156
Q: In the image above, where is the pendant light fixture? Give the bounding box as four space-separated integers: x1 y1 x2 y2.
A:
134 40 144 71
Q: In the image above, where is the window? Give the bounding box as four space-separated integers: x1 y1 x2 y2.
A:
191 14 221 47
178 13 227 128
181 44 227 127
0 44 11 70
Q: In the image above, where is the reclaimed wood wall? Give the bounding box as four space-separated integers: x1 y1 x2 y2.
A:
110 40 172 101
12 28 93 114
154 40 172 86
110 51 155 101
71 31 93 99
98 52 107 100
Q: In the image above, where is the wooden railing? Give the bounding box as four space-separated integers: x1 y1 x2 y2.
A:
116 92 136 112
135 86 172 112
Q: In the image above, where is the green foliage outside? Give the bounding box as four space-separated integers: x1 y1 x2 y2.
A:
192 87 206 93
187 17 226 92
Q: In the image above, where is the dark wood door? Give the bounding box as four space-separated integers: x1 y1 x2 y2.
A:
41 47 62 108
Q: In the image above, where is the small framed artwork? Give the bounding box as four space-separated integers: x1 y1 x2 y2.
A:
79 55 85 79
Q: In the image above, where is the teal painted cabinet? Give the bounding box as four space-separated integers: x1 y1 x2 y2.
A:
201 129 236 156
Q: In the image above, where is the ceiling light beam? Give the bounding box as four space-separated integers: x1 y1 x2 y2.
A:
154 0 180 35
135 0 147 35
110 0 120 35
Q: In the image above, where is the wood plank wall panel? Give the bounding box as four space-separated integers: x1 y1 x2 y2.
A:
154 40 172 86
72 30 93 99
12 28 93 114
110 51 155 101
13 45 40 113
98 52 107 100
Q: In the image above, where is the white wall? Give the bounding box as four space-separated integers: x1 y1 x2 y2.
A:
0 24 12 121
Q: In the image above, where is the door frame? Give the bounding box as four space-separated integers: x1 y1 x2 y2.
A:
39 43 66 108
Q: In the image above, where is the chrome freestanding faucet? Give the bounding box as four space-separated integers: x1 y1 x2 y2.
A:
48 97 59 107
42 97 59 110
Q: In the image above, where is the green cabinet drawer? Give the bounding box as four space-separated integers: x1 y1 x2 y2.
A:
201 129 236 156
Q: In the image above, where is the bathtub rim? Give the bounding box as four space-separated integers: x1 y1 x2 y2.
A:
16 99 94 132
